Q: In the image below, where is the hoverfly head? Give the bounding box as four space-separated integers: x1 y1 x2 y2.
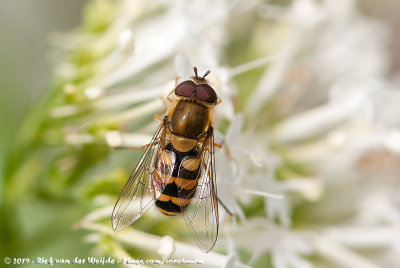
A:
175 67 217 104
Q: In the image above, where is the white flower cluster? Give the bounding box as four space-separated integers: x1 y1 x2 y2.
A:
61 0 400 267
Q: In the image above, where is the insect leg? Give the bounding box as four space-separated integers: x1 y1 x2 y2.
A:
112 143 151 151
166 88 175 103
154 105 167 121
112 118 166 151
216 97 222 105
164 76 180 103
213 142 223 149
217 196 233 217
213 135 224 149
155 91 172 121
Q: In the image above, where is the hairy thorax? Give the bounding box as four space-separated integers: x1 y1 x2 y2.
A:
170 101 209 139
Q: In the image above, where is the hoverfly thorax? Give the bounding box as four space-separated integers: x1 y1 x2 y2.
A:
170 67 218 151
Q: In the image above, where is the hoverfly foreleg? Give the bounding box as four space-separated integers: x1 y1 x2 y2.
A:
164 76 181 103
167 88 175 103
155 95 171 121
217 196 233 217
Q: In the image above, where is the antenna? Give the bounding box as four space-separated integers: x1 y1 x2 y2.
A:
193 67 199 78
193 67 211 79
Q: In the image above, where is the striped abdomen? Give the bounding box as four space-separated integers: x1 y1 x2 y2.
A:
155 144 200 216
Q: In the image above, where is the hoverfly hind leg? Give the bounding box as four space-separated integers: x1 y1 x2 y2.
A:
217 196 233 217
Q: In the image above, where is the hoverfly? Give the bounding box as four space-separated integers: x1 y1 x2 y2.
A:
112 67 224 252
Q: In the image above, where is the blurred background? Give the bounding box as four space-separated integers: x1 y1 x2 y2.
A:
0 0 92 262
0 0 86 155
2 0 400 267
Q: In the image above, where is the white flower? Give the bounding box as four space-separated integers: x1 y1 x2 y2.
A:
117 29 134 57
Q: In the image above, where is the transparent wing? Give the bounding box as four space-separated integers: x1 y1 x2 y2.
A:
112 123 175 231
178 130 219 252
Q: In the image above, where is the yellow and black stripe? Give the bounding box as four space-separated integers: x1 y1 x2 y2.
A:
155 143 200 216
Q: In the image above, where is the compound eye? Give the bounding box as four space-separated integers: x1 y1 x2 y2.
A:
175 80 196 97
195 84 217 104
